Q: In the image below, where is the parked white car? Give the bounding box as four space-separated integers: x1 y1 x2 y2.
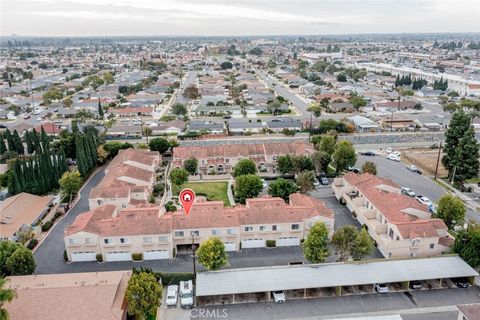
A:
261 179 268 189
401 187 415 197
180 280 194 308
387 154 400 162
272 290 286 303
416 196 432 206
391 151 401 157
375 283 389 294
386 147 393 154
406 164 418 172
166 285 178 307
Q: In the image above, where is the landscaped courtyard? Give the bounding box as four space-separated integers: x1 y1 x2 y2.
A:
173 181 231 206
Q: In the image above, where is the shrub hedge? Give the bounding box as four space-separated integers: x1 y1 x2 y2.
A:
266 240 276 247
96 254 103 262
27 239 39 250
132 253 143 261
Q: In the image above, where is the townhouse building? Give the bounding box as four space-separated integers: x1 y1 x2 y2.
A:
64 193 334 262
172 141 314 175
332 172 452 259
88 148 161 210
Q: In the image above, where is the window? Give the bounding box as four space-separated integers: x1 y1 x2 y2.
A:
227 228 237 235
212 229 220 236
389 228 394 239
158 236 168 242
272 225 277 231
174 231 184 237
143 236 152 243
104 238 112 245
430 243 435 249
68 238 78 245
97 200 102 205
291 224 299 230
119 238 128 244
85 237 91 244
259 226 267 232
225 158 229 163
122 203 127 208
191 230 199 237
244 226 253 232
308 222 313 228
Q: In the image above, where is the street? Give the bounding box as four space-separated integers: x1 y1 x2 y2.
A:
355 154 480 224
159 287 480 320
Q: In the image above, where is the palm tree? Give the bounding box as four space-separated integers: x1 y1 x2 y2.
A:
0 278 16 320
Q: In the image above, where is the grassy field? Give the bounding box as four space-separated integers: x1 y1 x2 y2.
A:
172 181 231 206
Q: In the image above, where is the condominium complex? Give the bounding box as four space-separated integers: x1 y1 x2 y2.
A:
88 148 161 210
64 193 334 262
172 141 315 175
332 173 452 259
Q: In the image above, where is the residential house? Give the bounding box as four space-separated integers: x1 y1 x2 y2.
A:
266 118 302 132
88 148 161 210
64 194 334 261
332 173 452 259
346 115 380 132
457 304 480 320
5 271 131 320
0 193 54 240
227 119 264 135
172 141 314 174
188 120 225 134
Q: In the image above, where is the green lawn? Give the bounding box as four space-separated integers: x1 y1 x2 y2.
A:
173 181 231 206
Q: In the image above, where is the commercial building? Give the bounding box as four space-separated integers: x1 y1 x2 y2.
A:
64 194 334 262
332 173 452 259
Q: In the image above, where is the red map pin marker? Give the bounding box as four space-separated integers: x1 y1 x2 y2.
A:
179 188 196 216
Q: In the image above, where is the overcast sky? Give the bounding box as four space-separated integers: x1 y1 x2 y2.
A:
1 0 479 36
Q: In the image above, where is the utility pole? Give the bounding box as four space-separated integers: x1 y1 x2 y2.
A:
451 165 457 185
434 141 442 180
191 231 197 285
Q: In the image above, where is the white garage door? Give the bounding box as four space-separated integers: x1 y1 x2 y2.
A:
71 251 96 262
144 250 170 260
224 242 236 251
105 251 131 262
277 237 300 247
242 239 265 249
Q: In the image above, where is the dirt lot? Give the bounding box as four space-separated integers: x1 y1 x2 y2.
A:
402 148 448 177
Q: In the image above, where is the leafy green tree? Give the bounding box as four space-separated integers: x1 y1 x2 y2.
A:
442 110 470 175
5 245 35 276
164 201 177 212
234 174 263 204
40 126 50 151
267 178 299 202
361 161 377 175
319 134 336 155
0 277 16 320
148 137 171 154
349 95 367 110
183 158 198 175
170 168 189 186
332 225 373 262
311 151 331 173
25 131 34 154
59 171 82 201
292 155 314 173
42 87 63 105
232 159 257 177
4 129 14 153
98 101 104 119
196 237 229 271
332 140 357 174
303 222 330 263
102 72 114 84
220 61 233 69
126 272 162 320
0 241 20 276
307 104 322 118
277 154 294 175
436 194 465 228
296 170 316 194
103 141 133 158
453 224 480 268
453 127 479 183
171 103 188 118
336 73 347 82
63 97 73 108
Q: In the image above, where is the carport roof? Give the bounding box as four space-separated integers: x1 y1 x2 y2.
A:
196 256 478 296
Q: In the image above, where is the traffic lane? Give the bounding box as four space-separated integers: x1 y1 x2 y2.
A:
194 287 480 320
355 155 445 202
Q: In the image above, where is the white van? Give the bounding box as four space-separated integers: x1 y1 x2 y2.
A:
179 280 194 308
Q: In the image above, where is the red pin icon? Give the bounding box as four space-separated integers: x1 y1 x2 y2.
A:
179 188 196 216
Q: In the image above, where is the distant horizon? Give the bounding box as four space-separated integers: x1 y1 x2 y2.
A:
1 31 479 39
2 0 479 37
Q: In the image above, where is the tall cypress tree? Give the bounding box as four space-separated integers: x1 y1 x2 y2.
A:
442 110 471 175
0 134 6 156
12 130 24 155
25 131 35 154
453 127 480 183
76 135 87 176
31 128 41 152
5 129 15 152
40 126 50 151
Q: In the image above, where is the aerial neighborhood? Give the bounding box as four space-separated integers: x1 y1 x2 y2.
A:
0 15 480 320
